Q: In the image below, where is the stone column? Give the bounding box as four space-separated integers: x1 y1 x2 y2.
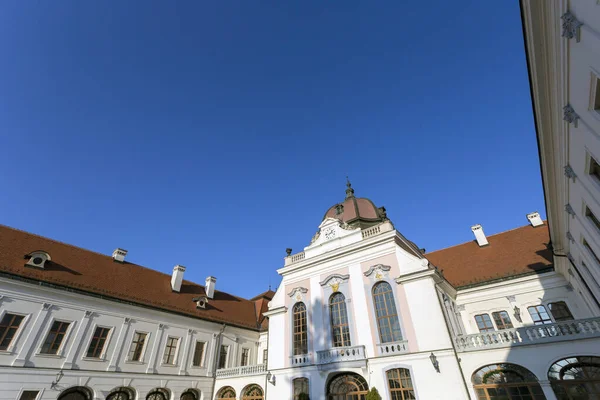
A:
13 303 53 367
178 329 194 376
107 317 131 371
62 310 94 369
146 323 165 373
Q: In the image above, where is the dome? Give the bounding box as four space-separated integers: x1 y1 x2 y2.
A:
322 180 388 229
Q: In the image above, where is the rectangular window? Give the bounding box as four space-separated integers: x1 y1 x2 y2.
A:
586 206 600 232
594 76 600 111
549 301 574 321
19 391 40 400
218 345 228 369
127 332 147 362
527 305 552 325
491 311 514 330
0 313 25 351
162 337 179 365
474 314 495 332
41 320 70 354
589 155 600 182
86 326 110 358
192 341 205 367
583 238 600 265
262 349 268 365
240 348 249 366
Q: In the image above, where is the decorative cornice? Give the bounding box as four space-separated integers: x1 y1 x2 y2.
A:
565 204 576 217
563 104 580 127
263 306 288 318
158 323 165 330
561 11 583 42
564 164 577 182
84 310 93 318
42 303 52 311
124 317 131 324
456 304 466 312
319 273 350 286
287 287 308 298
506 295 516 302
363 264 391 277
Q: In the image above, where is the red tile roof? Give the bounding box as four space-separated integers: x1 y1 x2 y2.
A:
0 224 263 330
425 223 553 288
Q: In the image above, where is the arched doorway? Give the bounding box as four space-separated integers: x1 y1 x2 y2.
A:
472 363 546 400
57 387 93 400
241 384 264 400
215 387 235 400
180 389 199 400
549 356 600 399
146 389 169 400
327 373 369 400
106 387 135 400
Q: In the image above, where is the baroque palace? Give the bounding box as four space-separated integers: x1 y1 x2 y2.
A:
2 1 600 399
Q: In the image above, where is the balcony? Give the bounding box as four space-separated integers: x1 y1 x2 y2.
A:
455 317 600 352
291 353 312 367
216 363 267 378
376 340 409 356
316 345 366 366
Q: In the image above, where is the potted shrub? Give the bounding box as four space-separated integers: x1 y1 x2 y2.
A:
366 387 381 400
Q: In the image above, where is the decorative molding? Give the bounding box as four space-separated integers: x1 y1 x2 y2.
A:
319 274 350 292
287 287 308 298
158 323 165 330
566 231 575 243
568 268 575 277
363 264 391 278
124 317 131 324
563 104 580 127
567 253 575 264
457 305 466 312
42 303 52 310
188 329 195 335
565 204 576 217
564 164 577 182
84 310 93 318
561 11 583 42
506 295 516 302
566 283 574 291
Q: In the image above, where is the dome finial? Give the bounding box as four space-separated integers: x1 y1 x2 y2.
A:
345 176 355 199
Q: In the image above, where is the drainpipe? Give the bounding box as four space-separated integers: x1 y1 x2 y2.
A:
210 324 227 399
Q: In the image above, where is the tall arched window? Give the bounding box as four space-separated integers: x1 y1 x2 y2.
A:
327 373 369 400
372 282 402 343
293 378 309 400
241 385 264 400
106 387 135 400
387 368 415 399
329 292 351 347
548 356 600 399
58 387 93 400
146 389 169 400
472 364 546 400
216 387 236 400
180 389 199 400
293 302 308 355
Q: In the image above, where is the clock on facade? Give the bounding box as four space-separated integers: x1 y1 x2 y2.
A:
324 227 336 240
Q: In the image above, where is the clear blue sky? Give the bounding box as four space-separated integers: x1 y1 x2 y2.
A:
0 1 544 298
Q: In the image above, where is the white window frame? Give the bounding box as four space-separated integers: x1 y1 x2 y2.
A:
0 310 30 354
15 388 44 400
82 324 114 361
240 347 250 367
126 330 150 363
190 340 206 368
367 278 406 345
161 336 181 366
218 344 230 369
36 318 74 357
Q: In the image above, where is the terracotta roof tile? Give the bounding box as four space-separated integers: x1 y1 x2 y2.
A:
0 225 262 330
425 223 553 288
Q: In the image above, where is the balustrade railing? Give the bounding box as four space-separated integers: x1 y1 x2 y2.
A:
316 345 366 365
291 353 312 366
362 226 381 239
455 317 600 352
376 340 409 356
216 363 267 378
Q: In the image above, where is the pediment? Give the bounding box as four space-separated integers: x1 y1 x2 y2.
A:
363 264 391 278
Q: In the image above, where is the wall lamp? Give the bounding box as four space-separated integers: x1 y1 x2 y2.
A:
429 352 440 373
51 370 64 389
513 305 522 323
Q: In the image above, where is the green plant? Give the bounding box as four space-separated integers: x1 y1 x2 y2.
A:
298 393 310 400
366 387 382 400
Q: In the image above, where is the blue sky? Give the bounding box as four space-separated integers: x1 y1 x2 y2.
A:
0 1 544 298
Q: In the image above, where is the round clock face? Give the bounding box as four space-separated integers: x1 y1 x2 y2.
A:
324 227 336 240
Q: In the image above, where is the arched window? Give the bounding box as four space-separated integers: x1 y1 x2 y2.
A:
241 384 264 400
327 373 369 400
216 387 236 400
180 389 199 400
329 292 351 347
372 282 402 343
293 302 308 355
548 356 600 399
386 368 415 399
293 378 309 400
106 387 135 400
146 388 169 400
472 364 546 400
58 387 93 400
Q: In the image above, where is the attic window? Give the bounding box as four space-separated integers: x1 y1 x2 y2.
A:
193 296 208 309
25 251 51 269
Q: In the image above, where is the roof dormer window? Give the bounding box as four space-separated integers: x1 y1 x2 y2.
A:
25 251 51 269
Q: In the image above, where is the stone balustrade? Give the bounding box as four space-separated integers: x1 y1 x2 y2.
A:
316 345 366 365
455 317 600 352
362 226 381 239
215 363 267 378
376 340 409 356
291 353 312 366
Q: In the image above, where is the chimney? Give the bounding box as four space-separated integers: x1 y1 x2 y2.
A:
526 211 544 227
471 224 489 247
171 265 186 292
112 248 127 263
205 276 216 299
